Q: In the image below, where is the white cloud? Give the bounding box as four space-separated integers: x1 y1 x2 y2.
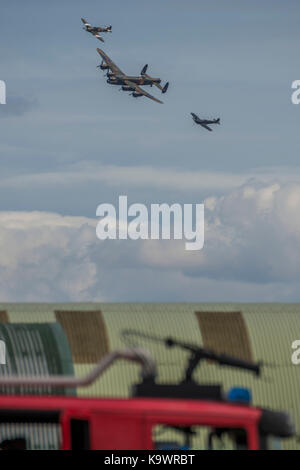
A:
1 180 300 301
0 212 98 301
3 162 300 195
0 162 245 192
140 181 300 285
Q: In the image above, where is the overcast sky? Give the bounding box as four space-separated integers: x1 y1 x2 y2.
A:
0 0 300 302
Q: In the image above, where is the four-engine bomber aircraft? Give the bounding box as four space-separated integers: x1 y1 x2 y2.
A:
97 48 169 104
81 18 112 43
191 112 220 131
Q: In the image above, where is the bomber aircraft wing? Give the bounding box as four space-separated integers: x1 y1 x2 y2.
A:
124 80 163 104
97 48 125 77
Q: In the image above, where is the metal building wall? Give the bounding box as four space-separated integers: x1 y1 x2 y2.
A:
0 321 75 449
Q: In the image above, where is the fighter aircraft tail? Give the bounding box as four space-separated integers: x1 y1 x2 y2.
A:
215 118 220 124
107 25 112 32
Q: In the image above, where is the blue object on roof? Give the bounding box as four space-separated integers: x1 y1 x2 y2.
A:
227 387 252 404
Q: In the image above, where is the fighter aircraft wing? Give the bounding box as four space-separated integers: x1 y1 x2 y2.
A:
124 80 163 104
92 32 104 42
96 48 125 76
81 18 91 26
200 123 213 132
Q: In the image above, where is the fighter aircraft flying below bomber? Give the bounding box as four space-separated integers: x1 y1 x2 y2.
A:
81 18 112 43
191 112 220 132
96 48 169 104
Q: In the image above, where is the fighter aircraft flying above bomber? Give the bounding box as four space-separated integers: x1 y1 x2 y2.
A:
191 112 220 132
81 18 112 43
96 48 169 104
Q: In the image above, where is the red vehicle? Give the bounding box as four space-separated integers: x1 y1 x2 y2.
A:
0 345 294 450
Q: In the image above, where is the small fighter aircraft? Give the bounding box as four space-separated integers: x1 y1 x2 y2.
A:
191 112 220 132
81 18 112 43
96 48 169 104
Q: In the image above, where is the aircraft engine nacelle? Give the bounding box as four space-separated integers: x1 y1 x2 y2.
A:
132 92 143 98
107 78 118 84
100 64 109 70
122 86 135 92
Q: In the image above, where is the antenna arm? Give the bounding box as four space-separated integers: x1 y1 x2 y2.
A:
0 348 157 389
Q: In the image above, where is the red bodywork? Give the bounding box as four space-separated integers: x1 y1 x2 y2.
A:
0 394 262 450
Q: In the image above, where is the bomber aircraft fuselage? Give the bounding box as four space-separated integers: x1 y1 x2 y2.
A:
106 74 162 86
